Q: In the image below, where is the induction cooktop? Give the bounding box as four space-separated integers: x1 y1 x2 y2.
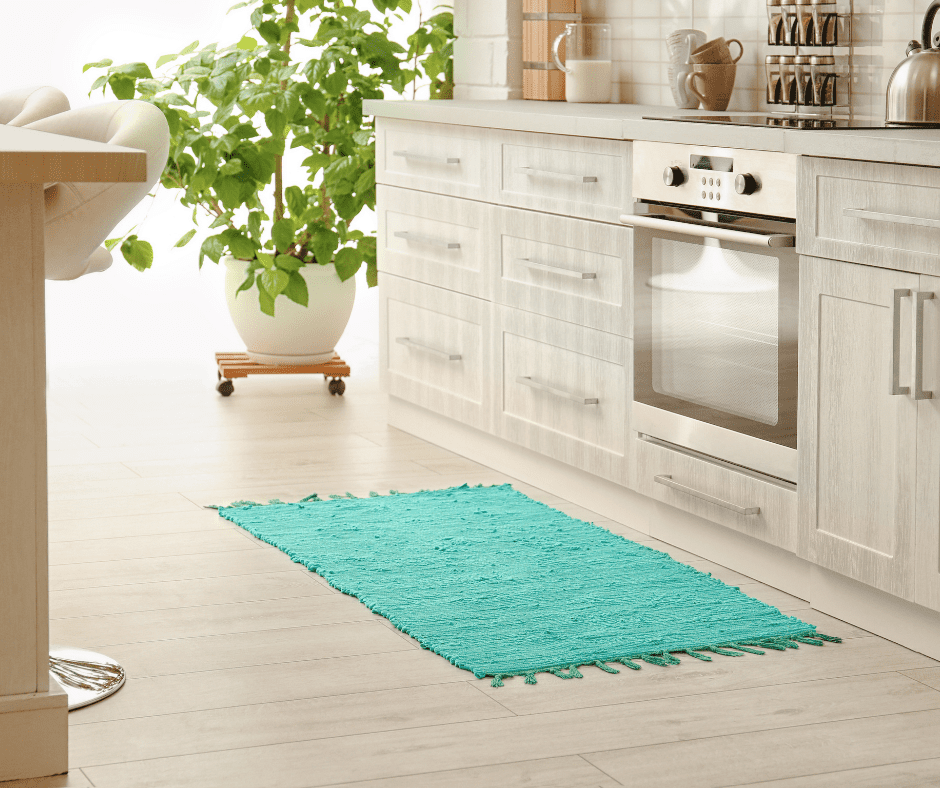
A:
642 114 935 130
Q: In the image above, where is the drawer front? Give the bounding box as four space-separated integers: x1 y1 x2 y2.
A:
799 157 940 274
496 306 628 483
633 436 797 552
493 206 632 336
497 132 630 224
379 185 491 299
381 274 492 431
376 118 490 200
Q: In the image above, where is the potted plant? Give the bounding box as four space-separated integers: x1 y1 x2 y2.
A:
85 0 453 364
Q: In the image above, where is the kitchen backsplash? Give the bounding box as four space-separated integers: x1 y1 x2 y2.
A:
581 0 936 118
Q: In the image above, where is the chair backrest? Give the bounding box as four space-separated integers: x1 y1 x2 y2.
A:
23 101 171 281
0 86 69 126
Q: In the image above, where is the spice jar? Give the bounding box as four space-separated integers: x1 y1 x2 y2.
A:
765 55 783 103
781 0 799 44
810 54 837 106
767 0 786 45
794 55 814 105
811 0 839 45
779 55 797 105
795 0 815 45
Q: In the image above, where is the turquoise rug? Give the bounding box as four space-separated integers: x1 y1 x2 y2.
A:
215 484 839 686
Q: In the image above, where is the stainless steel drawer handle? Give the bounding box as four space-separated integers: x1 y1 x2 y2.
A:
844 207 940 230
393 231 461 250
515 166 598 184
914 291 935 400
393 150 460 165
516 376 598 405
620 213 795 248
891 288 912 396
396 337 462 361
654 475 761 516
516 258 597 280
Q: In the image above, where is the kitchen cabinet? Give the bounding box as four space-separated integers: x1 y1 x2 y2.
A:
916 274 940 613
798 255 920 600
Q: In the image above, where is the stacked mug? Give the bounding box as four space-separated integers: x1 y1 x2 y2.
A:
667 32 743 111
666 29 706 109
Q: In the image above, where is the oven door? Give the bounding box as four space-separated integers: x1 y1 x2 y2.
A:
622 202 798 483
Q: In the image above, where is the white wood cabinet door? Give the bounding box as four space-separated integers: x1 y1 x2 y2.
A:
798 255 919 600
495 306 629 484
380 273 493 432
915 274 940 612
492 206 632 336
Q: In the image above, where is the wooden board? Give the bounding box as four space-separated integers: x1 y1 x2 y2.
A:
215 352 350 380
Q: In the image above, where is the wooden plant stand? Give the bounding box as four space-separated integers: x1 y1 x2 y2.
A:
214 352 351 397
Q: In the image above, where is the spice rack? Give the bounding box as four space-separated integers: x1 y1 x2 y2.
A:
765 0 853 114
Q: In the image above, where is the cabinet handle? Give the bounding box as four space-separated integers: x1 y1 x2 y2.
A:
844 207 940 230
620 213 795 248
393 150 460 165
891 288 912 396
516 258 597 280
515 166 598 184
396 337 462 361
516 375 599 405
914 291 935 400
654 475 761 516
393 231 461 250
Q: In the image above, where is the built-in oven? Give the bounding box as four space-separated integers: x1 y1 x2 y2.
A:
621 141 799 483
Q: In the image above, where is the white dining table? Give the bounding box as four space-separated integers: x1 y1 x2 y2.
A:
0 124 146 782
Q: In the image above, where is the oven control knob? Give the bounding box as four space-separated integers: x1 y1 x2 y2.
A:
735 173 760 195
663 166 685 187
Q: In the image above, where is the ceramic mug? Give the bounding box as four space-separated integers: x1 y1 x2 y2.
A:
685 63 737 111
666 28 706 65
668 63 699 109
689 37 744 65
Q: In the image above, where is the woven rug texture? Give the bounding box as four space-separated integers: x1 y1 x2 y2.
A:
216 484 839 686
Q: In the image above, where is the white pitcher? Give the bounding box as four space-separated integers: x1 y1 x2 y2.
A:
552 23 613 104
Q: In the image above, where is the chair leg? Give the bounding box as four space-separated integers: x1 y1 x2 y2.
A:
49 646 126 711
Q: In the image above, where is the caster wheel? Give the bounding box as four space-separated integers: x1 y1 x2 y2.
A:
328 378 346 396
216 379 234 397
217 370 222 381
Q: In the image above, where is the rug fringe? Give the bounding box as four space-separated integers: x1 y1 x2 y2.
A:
485 632 843 687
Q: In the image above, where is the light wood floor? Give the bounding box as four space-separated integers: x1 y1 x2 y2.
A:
6 358 940 788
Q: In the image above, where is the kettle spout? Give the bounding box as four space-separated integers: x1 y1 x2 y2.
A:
907 39 924 56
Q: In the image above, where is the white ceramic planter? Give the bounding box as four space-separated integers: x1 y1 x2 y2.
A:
223 255 356 365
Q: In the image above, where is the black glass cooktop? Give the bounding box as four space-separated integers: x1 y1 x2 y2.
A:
643 114 915 130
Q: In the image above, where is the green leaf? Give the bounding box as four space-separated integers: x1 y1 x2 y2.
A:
333 247 361 281
275 254 302 273
366 260 378 288
253 58 272 76
264 108 286 138
355 167 375 194
248 211 264 239
108 76 136 100
215 176 244 209
284 186 306 219
156 53 178 68
237 35 258 51
259 268 290 298
235 270 255 297
301 151 331 176
82 58 113 73
219 158 244 176
221 229 256 259
104 236 122 252
120 235 154 272
114 62 153 79
311 231 338 266
272 218 295 251
174 229 197 248
257 281 275 316
283 270 309 307
199 234 225 267
180 40 200 55
256 252 275 269
257 20 281 44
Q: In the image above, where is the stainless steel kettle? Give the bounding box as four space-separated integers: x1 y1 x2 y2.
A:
887 0 940 125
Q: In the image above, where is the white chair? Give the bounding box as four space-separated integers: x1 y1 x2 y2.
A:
0 85 70 126
26 100 170 709
24 100 170 281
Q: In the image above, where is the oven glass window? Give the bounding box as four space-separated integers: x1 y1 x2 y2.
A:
650 238 779 425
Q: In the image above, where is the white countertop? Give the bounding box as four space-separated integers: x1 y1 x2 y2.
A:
364 99 940 167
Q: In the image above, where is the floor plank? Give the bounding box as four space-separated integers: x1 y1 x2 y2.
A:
583 708 940 788
49 529 259 566
735 756 940 787
901 666 940 692
77 673 940 788
48 509 228 543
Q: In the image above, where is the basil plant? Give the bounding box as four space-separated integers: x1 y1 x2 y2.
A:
85 0 452 316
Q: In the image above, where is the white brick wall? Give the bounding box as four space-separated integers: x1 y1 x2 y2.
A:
453 0 523 100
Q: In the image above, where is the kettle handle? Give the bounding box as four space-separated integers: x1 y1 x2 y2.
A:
924 0 940 50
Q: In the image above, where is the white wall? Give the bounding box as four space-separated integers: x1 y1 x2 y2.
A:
453 0 523 99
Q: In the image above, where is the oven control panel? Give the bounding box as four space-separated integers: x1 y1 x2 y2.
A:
633 141 797 219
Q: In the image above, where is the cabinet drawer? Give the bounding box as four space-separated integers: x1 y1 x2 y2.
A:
634 436 797 552
376 118 490 201
497 131 630 224
380 274 492 431
496 307 628 483
799 157 940 274
378 185 491 299
493 206 631 336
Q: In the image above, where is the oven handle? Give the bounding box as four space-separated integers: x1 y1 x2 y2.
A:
619 212 795 248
